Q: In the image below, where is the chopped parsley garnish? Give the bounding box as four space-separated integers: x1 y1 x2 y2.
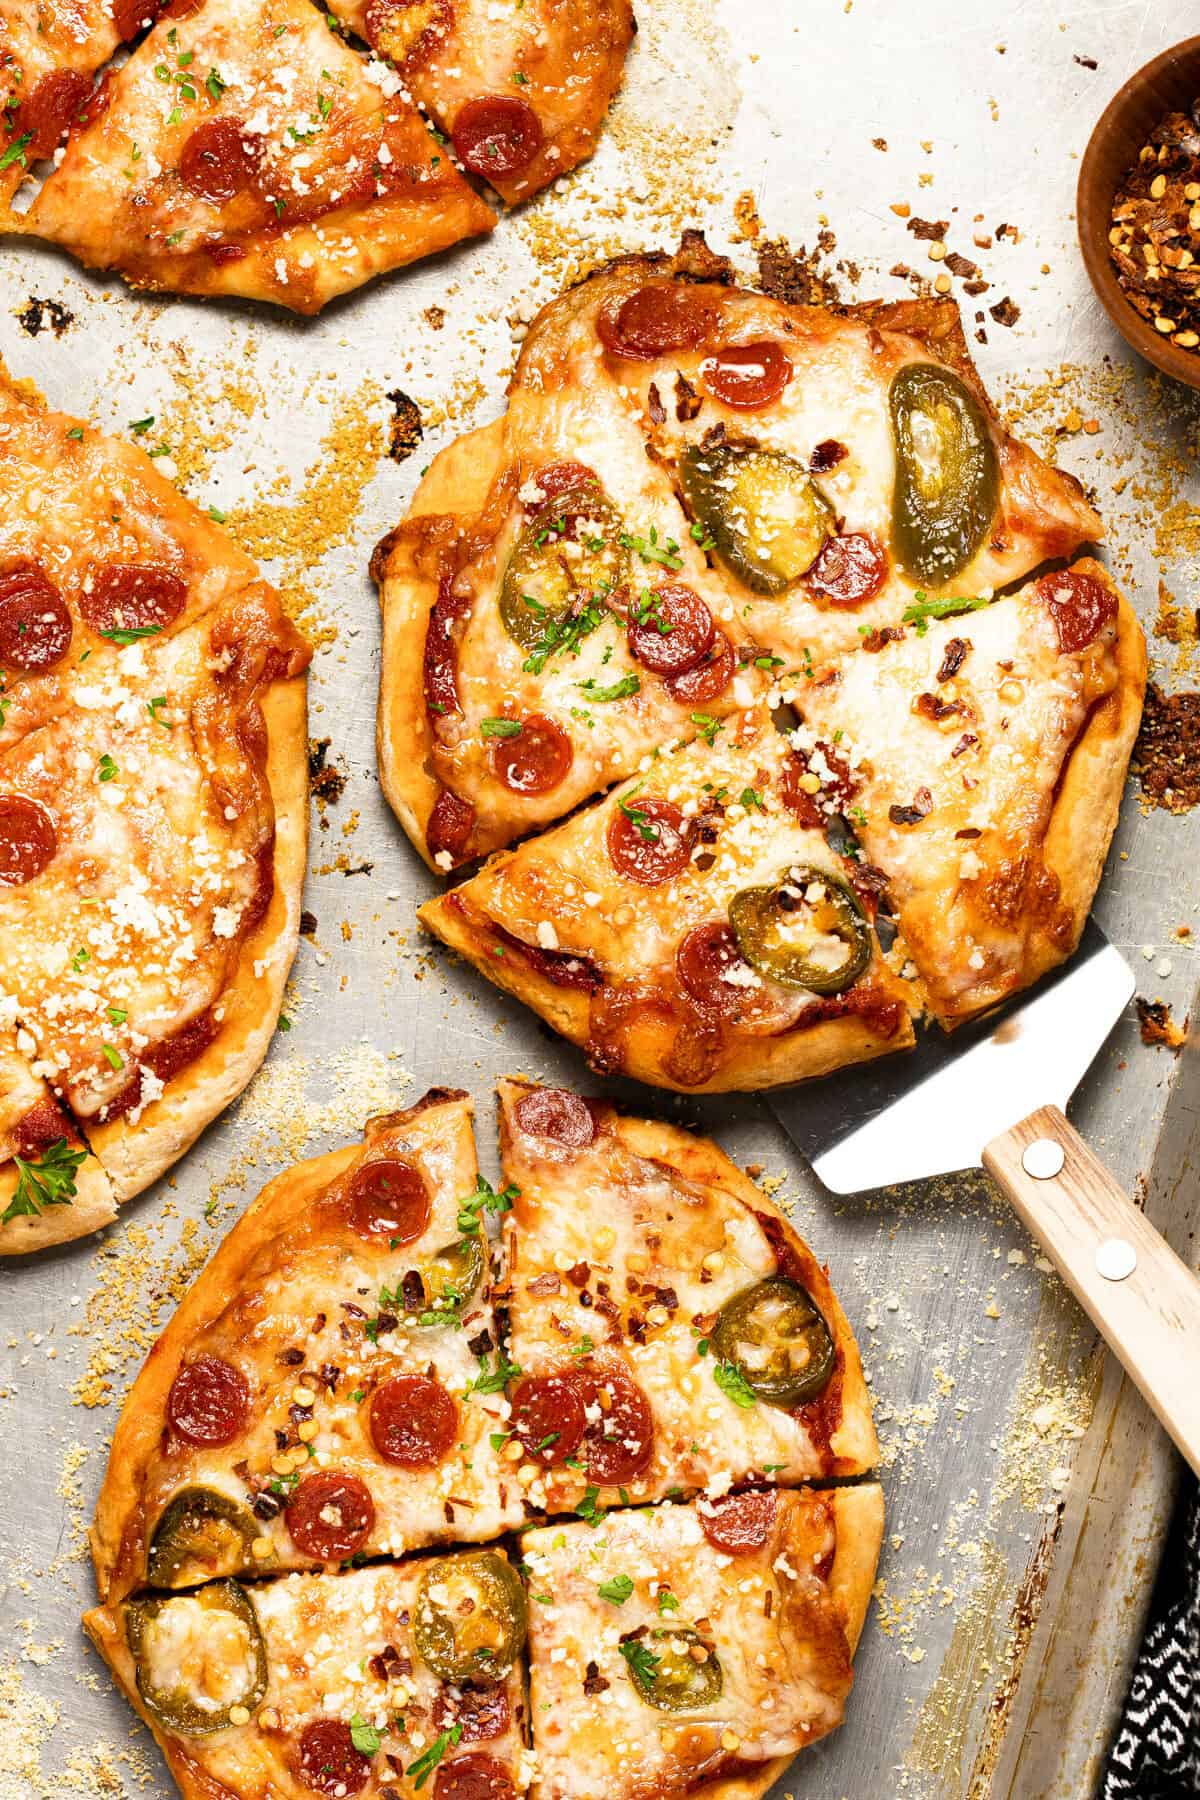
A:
349 1715 381 1756
129 415 154 435
207 504 227 522
512 69 529 84
67 427 84 442
713 1360 757 1408
577 673 640 703
754 652 784 670
101 1042 124 1072
100 624 162 644
480 717 522 739
598 1573 634 1605
277 1013 292 1032
569 1334 595 1357
620 526 683 572
689 521 716 552
456 1173 518 1234
107 1006 127 1026
617 790 659 844
469 1349 521 1396
97 753 119 783
146 695 171 728
521 595 608 675
0 133 32 171
690 712 723 747
901 591 992 636
71 947 89 972
1 1138 87 1226
576 1485 605 1526
618 1639 661 1684
657 1589 681 1614
407 1725 462 1789
632 588 674 634
740 786 764 810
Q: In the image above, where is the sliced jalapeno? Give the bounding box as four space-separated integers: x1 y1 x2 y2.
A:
410 1234 485 1324
728 866 871 995
890 363 999 587
413 1552 527 1683
147 1487 257 1587
711 1276 835 1406
126 1579 268 1737
499 485 628 651
679 443 833 595
623 1627 723 1712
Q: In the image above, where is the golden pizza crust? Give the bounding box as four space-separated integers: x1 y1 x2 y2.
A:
83 671 310 1204
375 418 506 868
0 1153 117 1255
423 886 916 1094
90 1088 467 1605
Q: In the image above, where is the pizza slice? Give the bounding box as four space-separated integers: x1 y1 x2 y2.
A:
0 0 123 208
374 284 775 872
19 0 496 313
493 1079 878 1524
0 1029 115 1254
91 1091 527 1608
326 0 633 204
522 1484 884 1800
793 559 1146 1024
85 1547 530 1800
420 705 914 1091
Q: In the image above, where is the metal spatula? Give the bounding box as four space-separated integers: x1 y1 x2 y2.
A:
765 919 1200 1474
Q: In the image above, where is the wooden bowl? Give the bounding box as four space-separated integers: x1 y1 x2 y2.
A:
1077 35 1200 389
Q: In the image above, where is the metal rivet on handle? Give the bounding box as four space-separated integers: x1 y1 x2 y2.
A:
1022 1138 1066 1180
1095 1237 1137 1282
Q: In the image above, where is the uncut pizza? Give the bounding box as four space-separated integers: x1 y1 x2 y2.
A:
0 362 310 1253
86 1083 885 1800
375 238 1147 1091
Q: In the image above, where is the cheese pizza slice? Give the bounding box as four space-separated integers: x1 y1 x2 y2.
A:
420 706 914 1091
794 560 1146 1025
522 1484 884 1800
0 1031 116 1254
19 0 495 313
0 0 121 208
493 1079 878 1522
91 1091 526 1608
85 1548 529 1800
375 348 773 872
326 0 633 205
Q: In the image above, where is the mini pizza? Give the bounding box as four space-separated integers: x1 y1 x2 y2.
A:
90 1091 527 1608
521 1484 884 1800
0 365 310 1254
85 1549 530 1800
419 706 914 1090
16 0 497 313
375 356 771 873
792 559 1147 1024
495 1079 878 1513
325 0 633 205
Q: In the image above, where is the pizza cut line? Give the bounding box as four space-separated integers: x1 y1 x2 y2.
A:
85 1082 885 1800
376 240 1147 1089
0 0 632 310
0 361 311 1254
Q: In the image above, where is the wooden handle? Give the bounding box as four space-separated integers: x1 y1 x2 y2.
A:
983 1104 1200 1476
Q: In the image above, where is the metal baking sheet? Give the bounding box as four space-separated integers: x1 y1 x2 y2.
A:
1 2 1198 1796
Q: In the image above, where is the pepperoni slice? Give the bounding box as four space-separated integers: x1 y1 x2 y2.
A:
531 461 600 504
700 341 792 411
1034 568 1118 654
805 532 888 608
510 1373 586 1464
179 117 261 204
664 631 735 705
675 922 750 1017
343 1156 430 1244
699 1488 778 1555
452 95 543 180
297 1719 372 1796
81 564 187 638
427 788 476 863
435 1755 517 1800
18 70 92 159
370 1374 458 1468
513 1087 596 1148
627 584 713 676
0 796 57 887
166 1355 250 1448
285 1472 375 1562
424 579 470 723
575 1361 654 1484
489 713 572 796
433 1684 510 1745
597 284 709 362
607 797 695 886
0 562 72 672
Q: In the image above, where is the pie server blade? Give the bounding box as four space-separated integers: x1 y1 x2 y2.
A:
765 918 1200 1474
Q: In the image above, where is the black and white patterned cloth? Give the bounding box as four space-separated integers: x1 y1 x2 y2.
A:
1103 1473 1200 1798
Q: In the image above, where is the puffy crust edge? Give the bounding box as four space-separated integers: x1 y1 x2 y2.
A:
497 1078 879 1476
423 887 915 1093
82 671 310 1202
0 1152 116 1256
89 1087 471 1604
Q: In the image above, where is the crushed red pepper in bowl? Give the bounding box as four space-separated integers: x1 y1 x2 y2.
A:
1108 101 1200 352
